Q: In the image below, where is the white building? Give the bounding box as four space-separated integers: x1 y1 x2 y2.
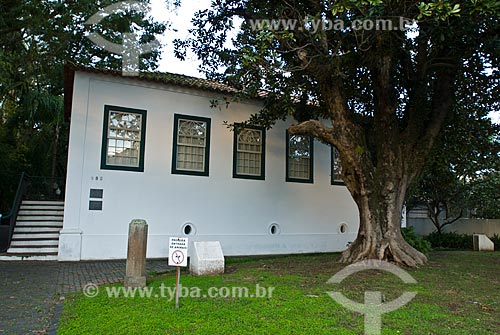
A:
58 66 358 261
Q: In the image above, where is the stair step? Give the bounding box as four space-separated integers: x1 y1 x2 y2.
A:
12 232 60 238
18 210 64 216
21 200 64 206
14 227 62 233
12 233 59 240
16 221 63 227
2 199 64 259
10 239 59 247
6 246 59 253
0 254 58 261
17 216 63 222
2 199 64 260
20 205 65 210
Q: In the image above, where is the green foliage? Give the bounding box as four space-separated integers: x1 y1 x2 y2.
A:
417 2 461 20
424 232 474 250
425 232 500 250
469 172 500 219
490 234 500 251
402 227 432 254
0 0 168 93
407 73 500 222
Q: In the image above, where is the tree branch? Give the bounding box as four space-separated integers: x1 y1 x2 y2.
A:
288 120 335 143
405 67 457 183
420 70 456 155
440 208 463 230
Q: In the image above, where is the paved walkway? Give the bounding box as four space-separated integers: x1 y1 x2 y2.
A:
0 259 172 334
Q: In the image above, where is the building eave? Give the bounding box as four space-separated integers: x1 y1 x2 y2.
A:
63 63 242 121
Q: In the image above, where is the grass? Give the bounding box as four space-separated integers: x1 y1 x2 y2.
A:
58 251 500 334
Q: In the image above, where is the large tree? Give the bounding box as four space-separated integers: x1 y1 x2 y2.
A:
178 0 499 266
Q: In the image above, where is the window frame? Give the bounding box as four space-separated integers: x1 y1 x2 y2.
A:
232 124 266 180
331 146 345 185
285 130 314 184
100 105 147 172
171 114 211 177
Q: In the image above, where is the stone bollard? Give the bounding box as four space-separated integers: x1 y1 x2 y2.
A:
473 234 495 251
124 219 148 288
190 241 225 276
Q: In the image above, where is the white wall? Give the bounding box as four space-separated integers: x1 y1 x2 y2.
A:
59 72 359 260
408 218 500 237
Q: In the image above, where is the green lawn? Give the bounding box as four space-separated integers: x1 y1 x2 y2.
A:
58 251 500 334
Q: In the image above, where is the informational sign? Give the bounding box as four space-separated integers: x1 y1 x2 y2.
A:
168 237 188 267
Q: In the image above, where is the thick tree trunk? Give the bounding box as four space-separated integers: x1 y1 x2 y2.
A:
340 185 428 267
289 119 428 267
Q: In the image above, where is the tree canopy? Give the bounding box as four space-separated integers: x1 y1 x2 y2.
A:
178 0 499 266
407 90 500 232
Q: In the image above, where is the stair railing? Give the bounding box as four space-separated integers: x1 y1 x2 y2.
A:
0 173 30 252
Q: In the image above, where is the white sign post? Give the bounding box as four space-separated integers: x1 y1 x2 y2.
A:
168 237 188 309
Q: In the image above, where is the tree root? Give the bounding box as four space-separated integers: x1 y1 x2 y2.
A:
340 237 427 267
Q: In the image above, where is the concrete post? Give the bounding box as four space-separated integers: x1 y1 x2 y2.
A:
124 219 148 288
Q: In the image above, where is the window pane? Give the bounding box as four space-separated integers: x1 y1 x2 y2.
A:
288 134 311 180
175 119 207 172
178 120 206 145
237 128 262 176
106 111 142 167
332 147 343 182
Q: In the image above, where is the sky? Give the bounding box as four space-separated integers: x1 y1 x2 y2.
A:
147 1 499 123
149 0 212 77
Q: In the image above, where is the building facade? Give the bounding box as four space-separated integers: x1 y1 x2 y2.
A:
59 67 359 260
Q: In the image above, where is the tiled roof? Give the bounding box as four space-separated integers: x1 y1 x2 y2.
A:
64 64 243 120
66 64 239 94
141 71 239 94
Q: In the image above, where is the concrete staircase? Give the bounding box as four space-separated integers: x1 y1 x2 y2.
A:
1 200 64 261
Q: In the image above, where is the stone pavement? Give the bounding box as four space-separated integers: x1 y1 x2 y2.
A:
0 259 172 334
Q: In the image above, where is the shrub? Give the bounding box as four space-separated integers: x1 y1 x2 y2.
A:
491 234 500 250
424 232 473 249
402 227 432 254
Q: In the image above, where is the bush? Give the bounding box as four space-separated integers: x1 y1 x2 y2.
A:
491 234 500 250
424 232 473 249
402 227 432 254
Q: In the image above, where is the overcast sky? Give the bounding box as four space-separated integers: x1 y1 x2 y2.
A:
149 0 211 77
